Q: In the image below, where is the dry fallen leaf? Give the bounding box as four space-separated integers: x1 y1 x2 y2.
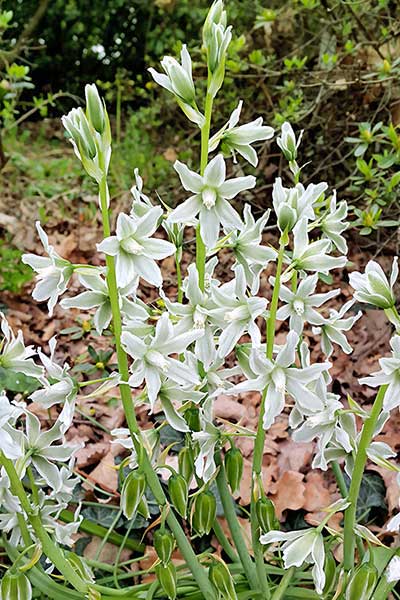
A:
269 471 306 519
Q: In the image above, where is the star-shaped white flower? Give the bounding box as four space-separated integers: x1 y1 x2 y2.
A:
359 334 400 412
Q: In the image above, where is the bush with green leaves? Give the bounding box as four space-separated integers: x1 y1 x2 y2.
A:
1 3 400 599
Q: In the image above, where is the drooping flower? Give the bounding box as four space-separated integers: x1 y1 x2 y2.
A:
228 331 331 428
169 154 255 248
260 528 325 594
148 45 204 127
0 315 42 379
349 257 398 309
121 313 202 405
290 218 347 274
229 204 277 293
208 265 267 358
130 168 154 218
320 192 348 254
276 273 340 334
209 100 274 166
359 334 400 412
97 207 175 288
22 222 74 316
312 299 362 357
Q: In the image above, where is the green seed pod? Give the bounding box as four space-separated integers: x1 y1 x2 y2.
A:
0 571 32 600
121 471 146 520
85 83 105 134
209 561 237 600
137 496 150 519
155 562 177 600
154 530 175 565
168 473 188 518
184 406 201 431
192 491 217 536
255 497 279 533
323 550 337 596
345 563 378 600
178 447 194 483
224 447 243 494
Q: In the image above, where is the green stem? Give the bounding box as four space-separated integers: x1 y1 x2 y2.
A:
98 176 216 600
251 237 286 597
0 454 87 593
176 252 183 303
196 91 213 291
271 567 295 600
343 385 387 571
215 454 257 585
212 517 239 563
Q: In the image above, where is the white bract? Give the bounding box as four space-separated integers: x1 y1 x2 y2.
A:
97 207 175 288
209 100 274 166
260 528 325 594
349 257 398 309
169 154 255 248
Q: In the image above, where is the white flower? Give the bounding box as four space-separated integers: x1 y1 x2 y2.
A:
260 528 325 595
0 315 42 378
359 334 400 412
349 257 398 309
209 100 274 166
0 393 24 459
157 380 204 432
230 204 277 293
228 331 331 428
386 512 400 531
169 154 255 248
276 121 303 162
276 273 339 334
121 313 202 406
386 555 400 583
61 272 148 334
148 45 204 127
320 192 348 254
291 218 347 274
272 178 327 232
97 207 175 288
208 265 267 358
130 168 153 218
22 222 74 316
312 299 362 357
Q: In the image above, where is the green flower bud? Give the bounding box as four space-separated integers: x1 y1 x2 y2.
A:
178 446 194 482
224 447 243 494
168 473 188 518
85 83 105 134
155 562 177 600
192 491 217 536
255 497 279 534
345 563 378 600
277 204 296 232
154 530 175 565
209 561 237 600
121 471 146 520
0 571 32 600
76 108 97 160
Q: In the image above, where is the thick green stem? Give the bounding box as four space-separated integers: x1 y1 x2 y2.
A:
343 385 387 571
98 177 216 600
271 567 295 600
251 238 286 597
176 253 183 303
213 517 239 563
0 454 87 593
196 91 213 291
215 454 257 584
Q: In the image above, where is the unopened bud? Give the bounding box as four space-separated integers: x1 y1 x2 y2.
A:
345 563 377 600
155 562 177 600
209 561 237 600
154 530 175 564
85 83 105 134
178 446 194 482
255 497 279 534
224 447 243 494
277 204 296 232
0 571 32 600
121 471 146 520
168 473 188 518
192 491 216 536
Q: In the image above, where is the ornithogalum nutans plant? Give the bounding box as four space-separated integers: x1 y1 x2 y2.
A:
0 2 399 599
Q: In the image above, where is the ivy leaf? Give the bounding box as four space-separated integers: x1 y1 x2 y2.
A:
0 367 40 395
345 471 387 523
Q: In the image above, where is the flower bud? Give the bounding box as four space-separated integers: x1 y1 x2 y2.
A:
178 446 194 482
168 473 188 518
154 530 175 564
345 563 377 600
0 571 32 600
255 497 279 534
276 122 302 163
85 83 105 134
277 204 297 233
224 447 243 494
121 470 146 520
209 561 237 600
192 491 217 536
155 562 177 600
